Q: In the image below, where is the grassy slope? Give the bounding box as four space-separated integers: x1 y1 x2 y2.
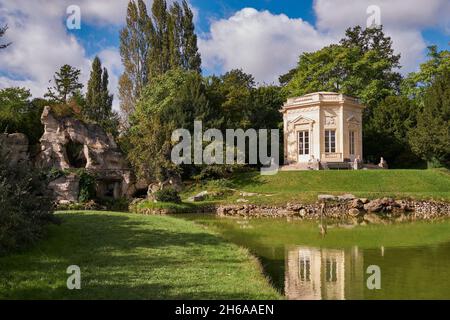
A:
0 211 280 300
182 169 450 205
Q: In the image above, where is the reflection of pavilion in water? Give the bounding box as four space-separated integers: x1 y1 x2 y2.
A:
285 246 364 300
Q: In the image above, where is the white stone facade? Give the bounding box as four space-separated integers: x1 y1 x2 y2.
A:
281 92 365 168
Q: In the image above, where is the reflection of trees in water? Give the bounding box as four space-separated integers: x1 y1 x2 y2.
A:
285 246 364 300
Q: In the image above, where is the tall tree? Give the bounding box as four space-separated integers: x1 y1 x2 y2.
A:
119 0 153 124
168 1 183 69
283 25 401 115
85 58 113 119
129 69 209 181
180 0 201 73
365 96 424 168
0 25 11 49
408 70 450 168
402 46 450 105
85 56 103 120
85 56 119 136
148 0 171 78
0 88 44 144
119 0 202 127
45 64 83 104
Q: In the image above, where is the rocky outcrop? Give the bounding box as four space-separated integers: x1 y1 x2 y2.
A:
187 191 209 202
36 106 125 171
215 198 450 223
35 106 144 202
48 173 80 203
0 133 29 165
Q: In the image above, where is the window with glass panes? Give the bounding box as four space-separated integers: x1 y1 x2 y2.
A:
349 131 355 155
298 131 309 155
325 130 336 153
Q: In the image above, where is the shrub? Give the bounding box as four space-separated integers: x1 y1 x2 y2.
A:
0 158 57 255
98 197 130 212
154 187 181 203
77 170 97 203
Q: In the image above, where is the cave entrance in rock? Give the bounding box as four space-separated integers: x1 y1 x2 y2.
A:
66 140 87 168
133 188 148 199
97 179 122 199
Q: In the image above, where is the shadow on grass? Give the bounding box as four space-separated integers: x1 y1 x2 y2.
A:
230 171 265 190
0 213 278 300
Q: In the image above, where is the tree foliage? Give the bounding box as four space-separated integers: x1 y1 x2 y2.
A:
0 155 56 255
408 70 450 168
365 96 424 167
45 64 83 104
128 69 209 181
283 26 401 115
119 0 202 125
0 87 44 144
402 46 450 105
84 56 119 136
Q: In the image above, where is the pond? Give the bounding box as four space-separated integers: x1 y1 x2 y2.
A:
178 215 450 300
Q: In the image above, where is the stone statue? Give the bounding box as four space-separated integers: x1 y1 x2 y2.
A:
378 157 388 169
307 155 320 170
353 155 362 170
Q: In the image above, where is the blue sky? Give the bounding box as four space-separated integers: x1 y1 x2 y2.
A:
0 0 448 109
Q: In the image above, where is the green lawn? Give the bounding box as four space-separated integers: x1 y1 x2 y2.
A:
183 169 450 205
0 211 280 300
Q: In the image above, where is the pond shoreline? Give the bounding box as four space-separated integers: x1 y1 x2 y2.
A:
134 197 450 223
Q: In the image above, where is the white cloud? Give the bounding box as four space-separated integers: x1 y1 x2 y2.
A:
313 0 450 73
314 0 449 31
199 1 449 84
199 8 335 84
76 0 131 26
0 0 126 109
0 0 200 110
0 1 91 98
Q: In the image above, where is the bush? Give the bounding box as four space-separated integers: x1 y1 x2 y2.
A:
154 187 181 203
0 159 57 255
77 170 97 203
98 197 130 212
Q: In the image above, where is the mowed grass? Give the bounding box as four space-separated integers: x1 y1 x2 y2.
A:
0 211 281 300
225 169 450 204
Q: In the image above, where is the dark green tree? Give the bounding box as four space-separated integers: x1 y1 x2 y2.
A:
180 0 201 73
0 87 44 144
408 70 450 168
365 96 424 167
205 69 255 129
148 0 171 78
85 56 103 120
84 56 119 136
119 0 153 123
283 26 401 115
249 85 284 130
402 46 450 105
45 64 83 103
129 69 209 181
0 25 11 49
168 1 183 69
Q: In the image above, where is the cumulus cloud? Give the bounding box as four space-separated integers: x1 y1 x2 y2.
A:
313 0 450 73
0 0 200 110
0 1 90 98
0 0 128 109
199 1 449 83
199 8 335 84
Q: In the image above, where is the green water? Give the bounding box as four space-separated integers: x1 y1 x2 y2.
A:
178 215 450 300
